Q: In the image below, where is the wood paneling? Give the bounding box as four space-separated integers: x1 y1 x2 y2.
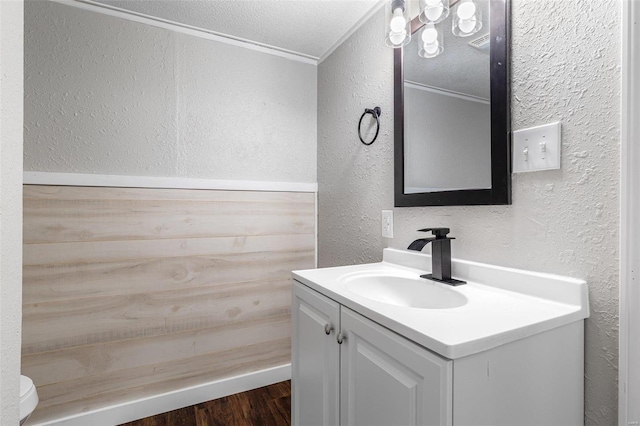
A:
23 314 290 387
32 340 291 424
36 338 290 410
22 185 314 424
23 185 314 243
24 250 310 303
23 278 291 353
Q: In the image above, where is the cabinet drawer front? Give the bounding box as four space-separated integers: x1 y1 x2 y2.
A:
292 281 340 426
340 307 452 426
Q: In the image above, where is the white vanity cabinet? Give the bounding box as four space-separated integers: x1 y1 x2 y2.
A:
339 306 452 426
292 281 452 426
292 249 588 425
292 281 340 426
292 272 585 426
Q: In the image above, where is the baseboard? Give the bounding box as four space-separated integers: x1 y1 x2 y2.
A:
31 364 291 426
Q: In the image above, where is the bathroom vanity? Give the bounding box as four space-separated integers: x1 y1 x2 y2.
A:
291 249 589 426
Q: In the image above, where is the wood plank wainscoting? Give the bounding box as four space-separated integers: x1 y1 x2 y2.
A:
22 184 315 424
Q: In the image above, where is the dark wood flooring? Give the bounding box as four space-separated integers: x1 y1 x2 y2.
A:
119 380 291 426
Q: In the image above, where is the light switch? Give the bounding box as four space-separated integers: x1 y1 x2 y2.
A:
381 210 393 238
512 122 561 173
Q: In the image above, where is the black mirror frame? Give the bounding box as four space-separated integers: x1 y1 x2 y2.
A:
394 0 511 207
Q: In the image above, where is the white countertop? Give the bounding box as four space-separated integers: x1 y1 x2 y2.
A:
293 248 589 359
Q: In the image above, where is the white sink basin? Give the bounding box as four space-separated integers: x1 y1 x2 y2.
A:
293 248 589 359
340 273 468 309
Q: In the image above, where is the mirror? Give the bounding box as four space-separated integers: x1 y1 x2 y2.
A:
394 0 511 206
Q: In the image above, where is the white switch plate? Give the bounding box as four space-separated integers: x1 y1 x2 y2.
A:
381 210 393 238
512 122 561 173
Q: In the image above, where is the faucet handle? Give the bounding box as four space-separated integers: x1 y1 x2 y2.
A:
418 228 450 238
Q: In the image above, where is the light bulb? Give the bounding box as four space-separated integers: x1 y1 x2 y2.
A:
458 18 476 33
425 5 444 21
421 27 438 44
424 0 444 21
389 7 407 33
389 30 407 45
419 0 449 25
424 40 440 55
457 1 476 20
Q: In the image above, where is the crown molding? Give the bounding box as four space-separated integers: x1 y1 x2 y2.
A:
49 0 319 65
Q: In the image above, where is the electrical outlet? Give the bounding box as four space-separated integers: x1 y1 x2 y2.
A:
512 122 561 173
381 210 394 238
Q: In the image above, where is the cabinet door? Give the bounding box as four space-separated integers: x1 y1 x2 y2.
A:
292 281 340 426
340 307 452 426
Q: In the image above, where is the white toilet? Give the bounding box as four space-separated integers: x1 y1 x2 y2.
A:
20 375 38 425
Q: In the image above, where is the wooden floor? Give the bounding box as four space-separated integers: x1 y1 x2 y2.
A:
119 381 291 426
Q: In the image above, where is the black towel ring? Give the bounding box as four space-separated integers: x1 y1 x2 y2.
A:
358 106 382 146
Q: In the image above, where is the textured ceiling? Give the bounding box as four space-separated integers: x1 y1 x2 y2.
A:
90 0 381 59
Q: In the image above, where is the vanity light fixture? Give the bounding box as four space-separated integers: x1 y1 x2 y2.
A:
387 0 482 57
385 0 411 48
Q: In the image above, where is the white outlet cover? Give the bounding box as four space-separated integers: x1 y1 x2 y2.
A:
512 122 561 173
381 210 393 238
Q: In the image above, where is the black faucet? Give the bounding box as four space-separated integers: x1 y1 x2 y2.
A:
407 228 466 286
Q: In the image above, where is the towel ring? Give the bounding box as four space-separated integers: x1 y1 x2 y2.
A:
358 107 381 146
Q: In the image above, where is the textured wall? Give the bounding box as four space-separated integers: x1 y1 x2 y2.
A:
318 1 620 424
0 0 24 424
24 0 317 183
318 9 394 267
174 33 317 180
